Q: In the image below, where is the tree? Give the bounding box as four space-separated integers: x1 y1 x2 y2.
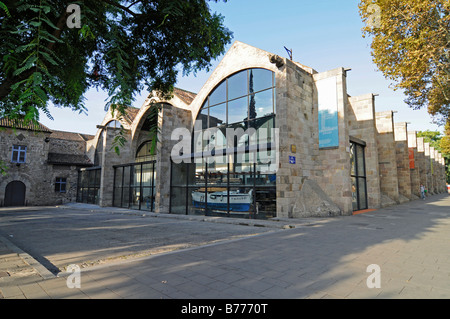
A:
417 128 450 183
359 0 450 124
0 0 233 124
417 129 442 150
440 121 450 182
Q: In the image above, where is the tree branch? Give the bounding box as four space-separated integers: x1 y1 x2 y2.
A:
97 0 139 17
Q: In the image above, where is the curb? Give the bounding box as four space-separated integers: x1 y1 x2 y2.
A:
0 235 55 280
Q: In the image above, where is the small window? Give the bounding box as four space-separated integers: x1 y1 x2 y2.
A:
11 145 27 163
55 177 67 193
106 120 122 129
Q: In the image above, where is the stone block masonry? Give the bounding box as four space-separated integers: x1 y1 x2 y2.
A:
375 111 399 205
394 122 412 201
348 93 381 209
407 131 421 198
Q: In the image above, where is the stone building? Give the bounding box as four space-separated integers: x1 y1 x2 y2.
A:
0 119 93 206
1 41 447 217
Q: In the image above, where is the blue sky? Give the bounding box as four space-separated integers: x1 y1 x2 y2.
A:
39 0 443 135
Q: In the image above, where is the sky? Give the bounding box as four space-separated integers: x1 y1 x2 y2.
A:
39 0 444 136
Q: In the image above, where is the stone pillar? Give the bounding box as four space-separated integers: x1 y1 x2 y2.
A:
416 137 427 192
424 142 432 194
394 122 412 202
430 147 436 194
347 93 381 209
98 127 133 207
312 67 352 215
276 62 343 218
375 111 399 205
154 104 192 213
407 130 420 198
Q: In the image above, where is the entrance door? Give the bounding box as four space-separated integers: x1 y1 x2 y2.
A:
350 142 368 211
4 181 26 207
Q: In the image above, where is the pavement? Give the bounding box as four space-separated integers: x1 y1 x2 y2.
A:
1 193 450 301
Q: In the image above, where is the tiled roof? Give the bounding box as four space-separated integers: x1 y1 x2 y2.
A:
50 130 95 141
174 87 197 105
47 153 93 166
123 107 140 124
0 118 52 133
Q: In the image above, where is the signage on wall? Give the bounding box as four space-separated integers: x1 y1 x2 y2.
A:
289 156 296 164
317 76 339 148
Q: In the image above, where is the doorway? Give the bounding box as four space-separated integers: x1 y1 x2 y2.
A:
350 141 368 211
4 181 26 207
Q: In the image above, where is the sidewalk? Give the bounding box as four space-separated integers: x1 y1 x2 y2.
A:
1 193 450 299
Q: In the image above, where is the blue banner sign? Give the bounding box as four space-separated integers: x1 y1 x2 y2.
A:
317 76 339 148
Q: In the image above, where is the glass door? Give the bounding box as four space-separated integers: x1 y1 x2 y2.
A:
350 142 368 211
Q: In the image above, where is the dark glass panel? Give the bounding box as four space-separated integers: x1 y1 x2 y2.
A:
251 68 273 93
209 81 226 106
228 70 248 100
357 145 366 177
209 103 226 128
358 177 367 210
228 97 248 124
253 89 273 118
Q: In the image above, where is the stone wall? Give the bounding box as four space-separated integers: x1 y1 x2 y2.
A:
394 122 412 201
264 58 343 218
312 68 352 215
375 111 399 205
154 104 192 213
98 127 133 207
407 131 421 197
348 94 381 209
0 128 51 206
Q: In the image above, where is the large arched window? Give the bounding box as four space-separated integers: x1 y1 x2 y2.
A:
136 141 156 163
193 68 276 155
171 68 277 220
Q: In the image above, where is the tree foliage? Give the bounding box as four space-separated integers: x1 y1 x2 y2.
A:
417 129 450 183
359 0 450 125
0 0 233 124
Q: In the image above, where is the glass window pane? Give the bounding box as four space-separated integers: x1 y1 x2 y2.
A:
170 187 187 214
204 127 227 151
351 177 358 211
228 97 248 124
253 89 274 118
228 70 248 100
358 177 367 209
256 150 277 174
357 145 366 177
193 130 207 154
350 144 356 176
123 166 130 187
115 167 123 187
209 103 226 127
251 68 273 92
209 81 226 106
188 159 206 187
19 151 26 163
142 187 154 211
133 165 141 186
198 106 209 130
142 163 153 187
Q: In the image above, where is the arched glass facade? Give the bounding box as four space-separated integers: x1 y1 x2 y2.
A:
170 68 277 219
136 141 156 163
